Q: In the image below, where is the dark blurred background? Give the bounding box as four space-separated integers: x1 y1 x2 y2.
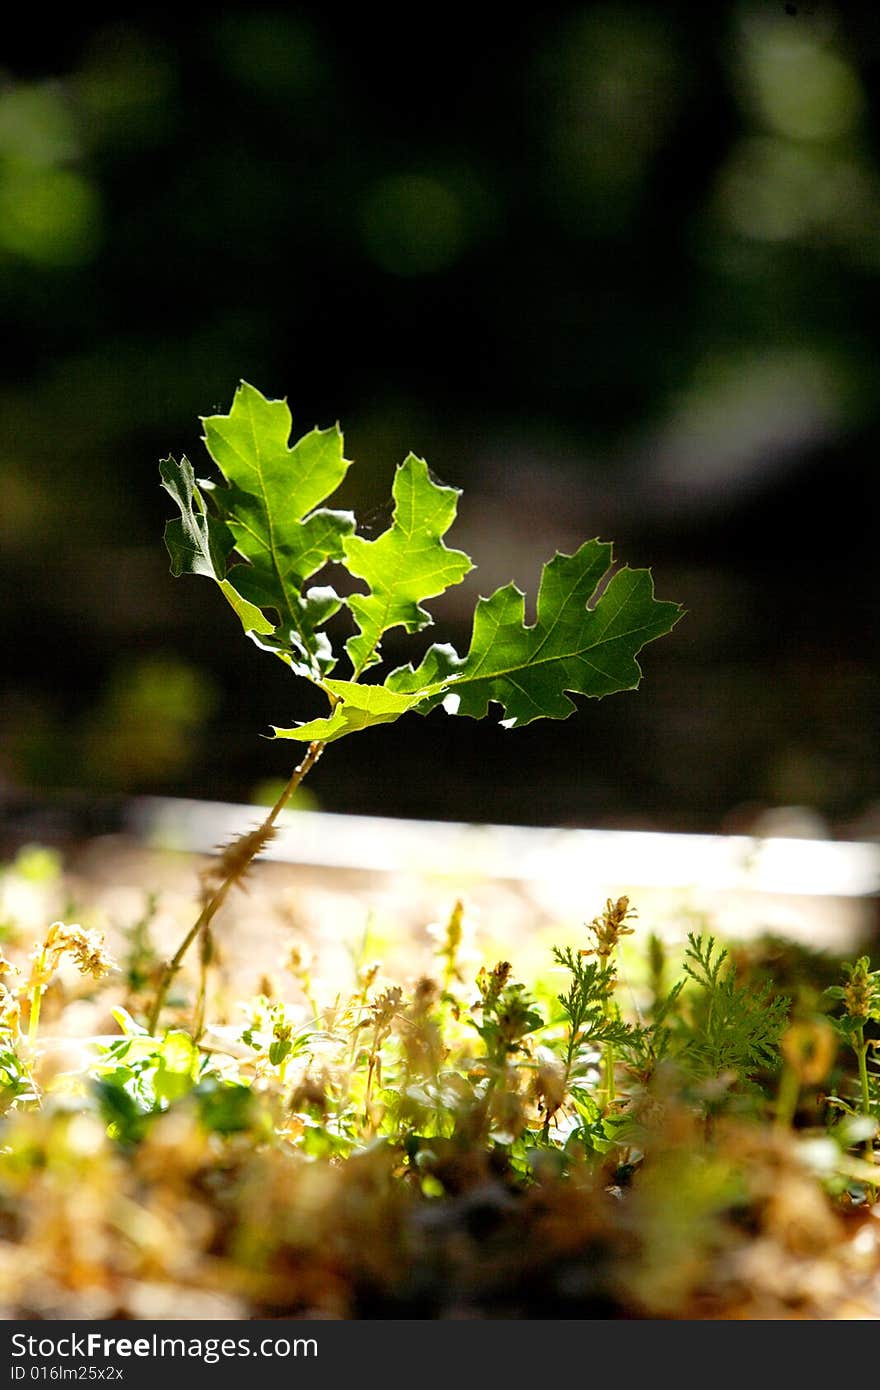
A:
2 2 879 837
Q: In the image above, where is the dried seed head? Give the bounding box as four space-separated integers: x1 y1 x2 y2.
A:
433 899 466 982
843 956 880 1020
477 960 512 1010
0 952 21 997
445 899 464 954
358 961 381 995
411 976 439 1013
581 896 638 959
35 922 116 982
203 822 279 896
370 986 403 1032
0 993 20 1035
531 1054 567 1120
287 944 315 977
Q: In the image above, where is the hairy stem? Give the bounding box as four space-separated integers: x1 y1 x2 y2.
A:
146 740 325 1034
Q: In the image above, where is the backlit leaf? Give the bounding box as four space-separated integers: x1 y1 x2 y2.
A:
162 381 355 679
273 678 428 744
159 455 273 638
163 386 683 746
388 540 683 727
342 454 472 675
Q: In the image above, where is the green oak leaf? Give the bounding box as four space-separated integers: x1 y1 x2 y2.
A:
273 678 429 744
342 454 473 675
159 455 273 638
164 380 355 679
163 384 684 753
273 543 681 744
387 540 684 727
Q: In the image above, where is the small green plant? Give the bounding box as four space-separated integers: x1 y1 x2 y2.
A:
675 931 789 1132
92 1007 258 1145
151 381 683 1029
4 860 880 1319
548 943 629 1156
825 955 880 1161
579 894 638 1107
0 921 116 1115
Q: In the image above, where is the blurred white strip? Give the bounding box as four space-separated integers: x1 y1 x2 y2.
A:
130 798 880 899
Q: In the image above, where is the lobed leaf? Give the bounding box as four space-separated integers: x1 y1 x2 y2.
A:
162 381 356 679
388 539 684 727
276 545 681 744
163 384 684 746
159 455 273 638
342 454 473 675
273 678 429 744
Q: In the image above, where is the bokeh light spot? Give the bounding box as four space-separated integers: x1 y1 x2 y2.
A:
360 173 468 276
738 12 864 142
0 165 100 265
0 82 80 166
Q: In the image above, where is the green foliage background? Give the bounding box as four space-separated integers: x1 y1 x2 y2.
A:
2 4 879 831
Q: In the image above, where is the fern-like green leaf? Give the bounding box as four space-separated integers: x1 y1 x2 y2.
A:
678 934 789 1089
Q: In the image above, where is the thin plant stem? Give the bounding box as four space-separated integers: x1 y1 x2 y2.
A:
27 988 41 1047
775 1063 800 1133
191 924 214 1043
602 1044 615 1109
26 942 49 1047
856 1023 875 1163
146 740 325 1034
603 960 616 1111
